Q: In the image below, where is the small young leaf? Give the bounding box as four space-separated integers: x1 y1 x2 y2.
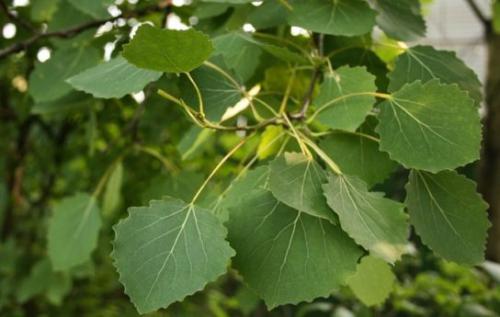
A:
103 162 124 216
388 45 482 103
122 25 213 73
377 80 481 172
346 255 395 306
320 132 396 188
269 153 337 224
257 126 284 160
314 67 376 132
67 56 162 99
48 193 102 270
112 198 234 314
29 47 101 102
227 190 362 308
405 170 489 265
288 0 376 36
323 174 408 263
373 0 426 41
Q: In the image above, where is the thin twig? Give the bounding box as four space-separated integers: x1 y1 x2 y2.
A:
464 0 491 29
290 33 324 119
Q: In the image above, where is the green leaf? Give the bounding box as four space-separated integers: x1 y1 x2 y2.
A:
17 258 71 305
319 132 397 188
213 32 263 81
31 0 59 21
323 174 408 263
494 1 500 34
194 3 230 19
103 162 124 217
376 80 481 172
29 47 101 102
68 0 112 19
248 0 287 29
288 0 376 36
405 170 489 265
259 43 309 64
388 45 482 103
227 190 362 308
47 0 93 32
112 198 235 314
218 165 270 212
180 60 243 121
214 165 271 222
257 126 284 159
330 47 389 90
122 25 213 73
269 153 337 224
346 255 395 306
177 126 215 160
67 56 162 99
141 171 205 205
314 66 376 132
48 193 102 271
31 92 93 115
373 0 426 41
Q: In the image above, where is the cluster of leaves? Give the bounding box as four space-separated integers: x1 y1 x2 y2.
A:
0 0 493 315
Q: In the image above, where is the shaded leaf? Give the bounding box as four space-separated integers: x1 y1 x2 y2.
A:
323 174 408 263
17 258 71 305
248 0 287 29
48 193 102 270
67 56 162 99
68 0 112 19
405 170 489 265
388 45 482 103
31 92 93 115
227 190 361 308
213 32 263 81
320 132 396 188
373 0 426 41
180 60 243 121
269 153 337 224
29 47 101 102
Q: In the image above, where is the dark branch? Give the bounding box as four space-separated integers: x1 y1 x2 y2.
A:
290 33 324 119
464 0 491 30
0 4 163 59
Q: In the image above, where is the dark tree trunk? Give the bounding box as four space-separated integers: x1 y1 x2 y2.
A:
479 31 500 262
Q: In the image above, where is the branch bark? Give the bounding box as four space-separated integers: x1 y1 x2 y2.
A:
480 32 500 261
464 0 492 31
